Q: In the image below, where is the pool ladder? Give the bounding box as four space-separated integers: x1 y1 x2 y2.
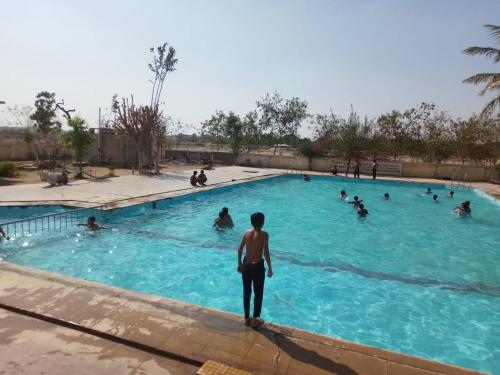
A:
0 206 104 239
450 172 472 190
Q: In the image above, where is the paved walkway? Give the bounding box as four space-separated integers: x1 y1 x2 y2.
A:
0 166 281 208
0 263 484 375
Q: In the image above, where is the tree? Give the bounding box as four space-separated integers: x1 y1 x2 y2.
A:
241 111 262 153
463 24 500 119
114 43 177 173
63 116 95 176
30 92 61 136
451 116 480 164
30 92 63 168
225 112 243 163
311 112 340 154
422 110 455 163
377 103 434 160
201 110 226 151
298 139 322 170
331 108 372 175
256 92 308 154
114 97 163 172
202 111 244 162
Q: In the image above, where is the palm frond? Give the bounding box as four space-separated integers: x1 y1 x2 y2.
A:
479 95 500 119
479 79 500 96
463 47 500 62
463 73 500 84
485 24 500 43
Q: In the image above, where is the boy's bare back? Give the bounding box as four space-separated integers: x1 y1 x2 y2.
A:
243 229 268 263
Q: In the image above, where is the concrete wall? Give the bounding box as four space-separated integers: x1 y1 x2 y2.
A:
402 162 498 182
89 133 138 166
237 154 404 176
1 134 498 182
0 141 32 160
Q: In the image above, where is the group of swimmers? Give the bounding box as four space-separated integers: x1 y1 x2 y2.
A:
339 190 369 217
338 187 472 218
190 170 208 187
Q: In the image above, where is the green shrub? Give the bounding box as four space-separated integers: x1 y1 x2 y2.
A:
0 162 18 177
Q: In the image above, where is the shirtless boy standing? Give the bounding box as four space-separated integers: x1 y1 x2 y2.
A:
237 212 273 328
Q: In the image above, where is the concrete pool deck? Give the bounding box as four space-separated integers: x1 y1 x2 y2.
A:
0 166 497 374
0 166 498 210
0 262 485 375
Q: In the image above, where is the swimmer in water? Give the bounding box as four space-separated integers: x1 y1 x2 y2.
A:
348 195 363 208
339 190 348 201
78 216 109 231
357 204 368 217
425 188 432 195
433 194 439 202
0 227 10 240
448 190 454 198
214 207 234 228
454 201 471 216
384 193 390 200
303 174 311 181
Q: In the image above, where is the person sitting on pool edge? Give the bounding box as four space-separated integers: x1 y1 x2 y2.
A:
332 165 338 176
454 201 471 216
0 227 10 240
339 190 348 201
357 204 368 217
348 195 363 208
384 193 390 200
197 169 207 186
78 216 108 231
190 171 199 186
237 212 273 329
433 194 439 202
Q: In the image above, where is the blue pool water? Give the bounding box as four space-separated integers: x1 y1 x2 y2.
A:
0 205 73 224
1 176 500 373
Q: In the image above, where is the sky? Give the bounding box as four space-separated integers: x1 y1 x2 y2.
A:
0 0 499 136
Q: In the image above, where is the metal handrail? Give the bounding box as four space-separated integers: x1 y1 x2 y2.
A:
0 205 104 238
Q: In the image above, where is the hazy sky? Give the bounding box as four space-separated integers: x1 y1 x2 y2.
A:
0 0 499 135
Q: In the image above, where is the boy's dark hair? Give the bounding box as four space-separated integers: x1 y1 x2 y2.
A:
359 204 364 209
193 171 198 174
354 196 359 200
88 216 96 222
450 191 454 195
219 211 224 219
433 194 438 199
384 193 389 197
222 207 228 214
251 212 265 228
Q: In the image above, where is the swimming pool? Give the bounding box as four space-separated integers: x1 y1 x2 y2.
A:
1 175 499 373
0 205 74 224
